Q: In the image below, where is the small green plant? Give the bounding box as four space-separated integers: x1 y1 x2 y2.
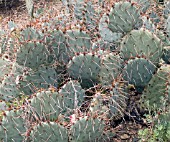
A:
138 121 170 142
138 112 170 142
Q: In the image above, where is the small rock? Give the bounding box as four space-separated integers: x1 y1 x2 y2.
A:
120 134 130 140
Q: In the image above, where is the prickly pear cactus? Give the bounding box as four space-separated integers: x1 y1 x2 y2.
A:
0 57 12 83
120 29 163 65
30 122 68 142
0 73 20 101
99 52 123 86
122 58 157 92
0 101 7 111
1 0 170 141
19 27 43 41
99 14 123 42
140 64 170 110
90 80 128 120
58 80 85 110
0 109 26 142
67 52 101 88
17 65 58 95
165 15 170 38
74 1 98 30
141 16 155 32
108 1 141 33
27 90 63 121
163 1 170 19
69 116 105 142
45 30 67 64
16 41 51 69
65 30 92 56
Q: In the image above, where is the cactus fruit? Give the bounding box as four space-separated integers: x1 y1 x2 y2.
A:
120 29 163 65
0 109 26 142
122 58 157 92
67 52 101 88
108 1 141 33
30 122 68 142
69 117 105 142
99 52 123 86
140 64 170 110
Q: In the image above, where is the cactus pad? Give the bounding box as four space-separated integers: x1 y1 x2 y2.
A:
70 117 105 142
18 65 58 95
99 52 123 86
67 52 101 88
0 109 26 142
108 1 140 33
120 29 163 65
0 58 12 83
16 41 51 69
122 58 156 92
0 73 20 101
99 14 123 42
59 80 85 110
30 122 68 142
28 90 63 121
140 64 170 110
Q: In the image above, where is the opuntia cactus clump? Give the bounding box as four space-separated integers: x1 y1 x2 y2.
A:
0 0 170 141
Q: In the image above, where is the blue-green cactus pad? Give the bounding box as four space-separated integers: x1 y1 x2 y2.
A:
122 58 157 91
67 52 101 88
30 122 68 142
70 117 105 142
0 109 26 142
120 29 163 65
108 1 140 33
